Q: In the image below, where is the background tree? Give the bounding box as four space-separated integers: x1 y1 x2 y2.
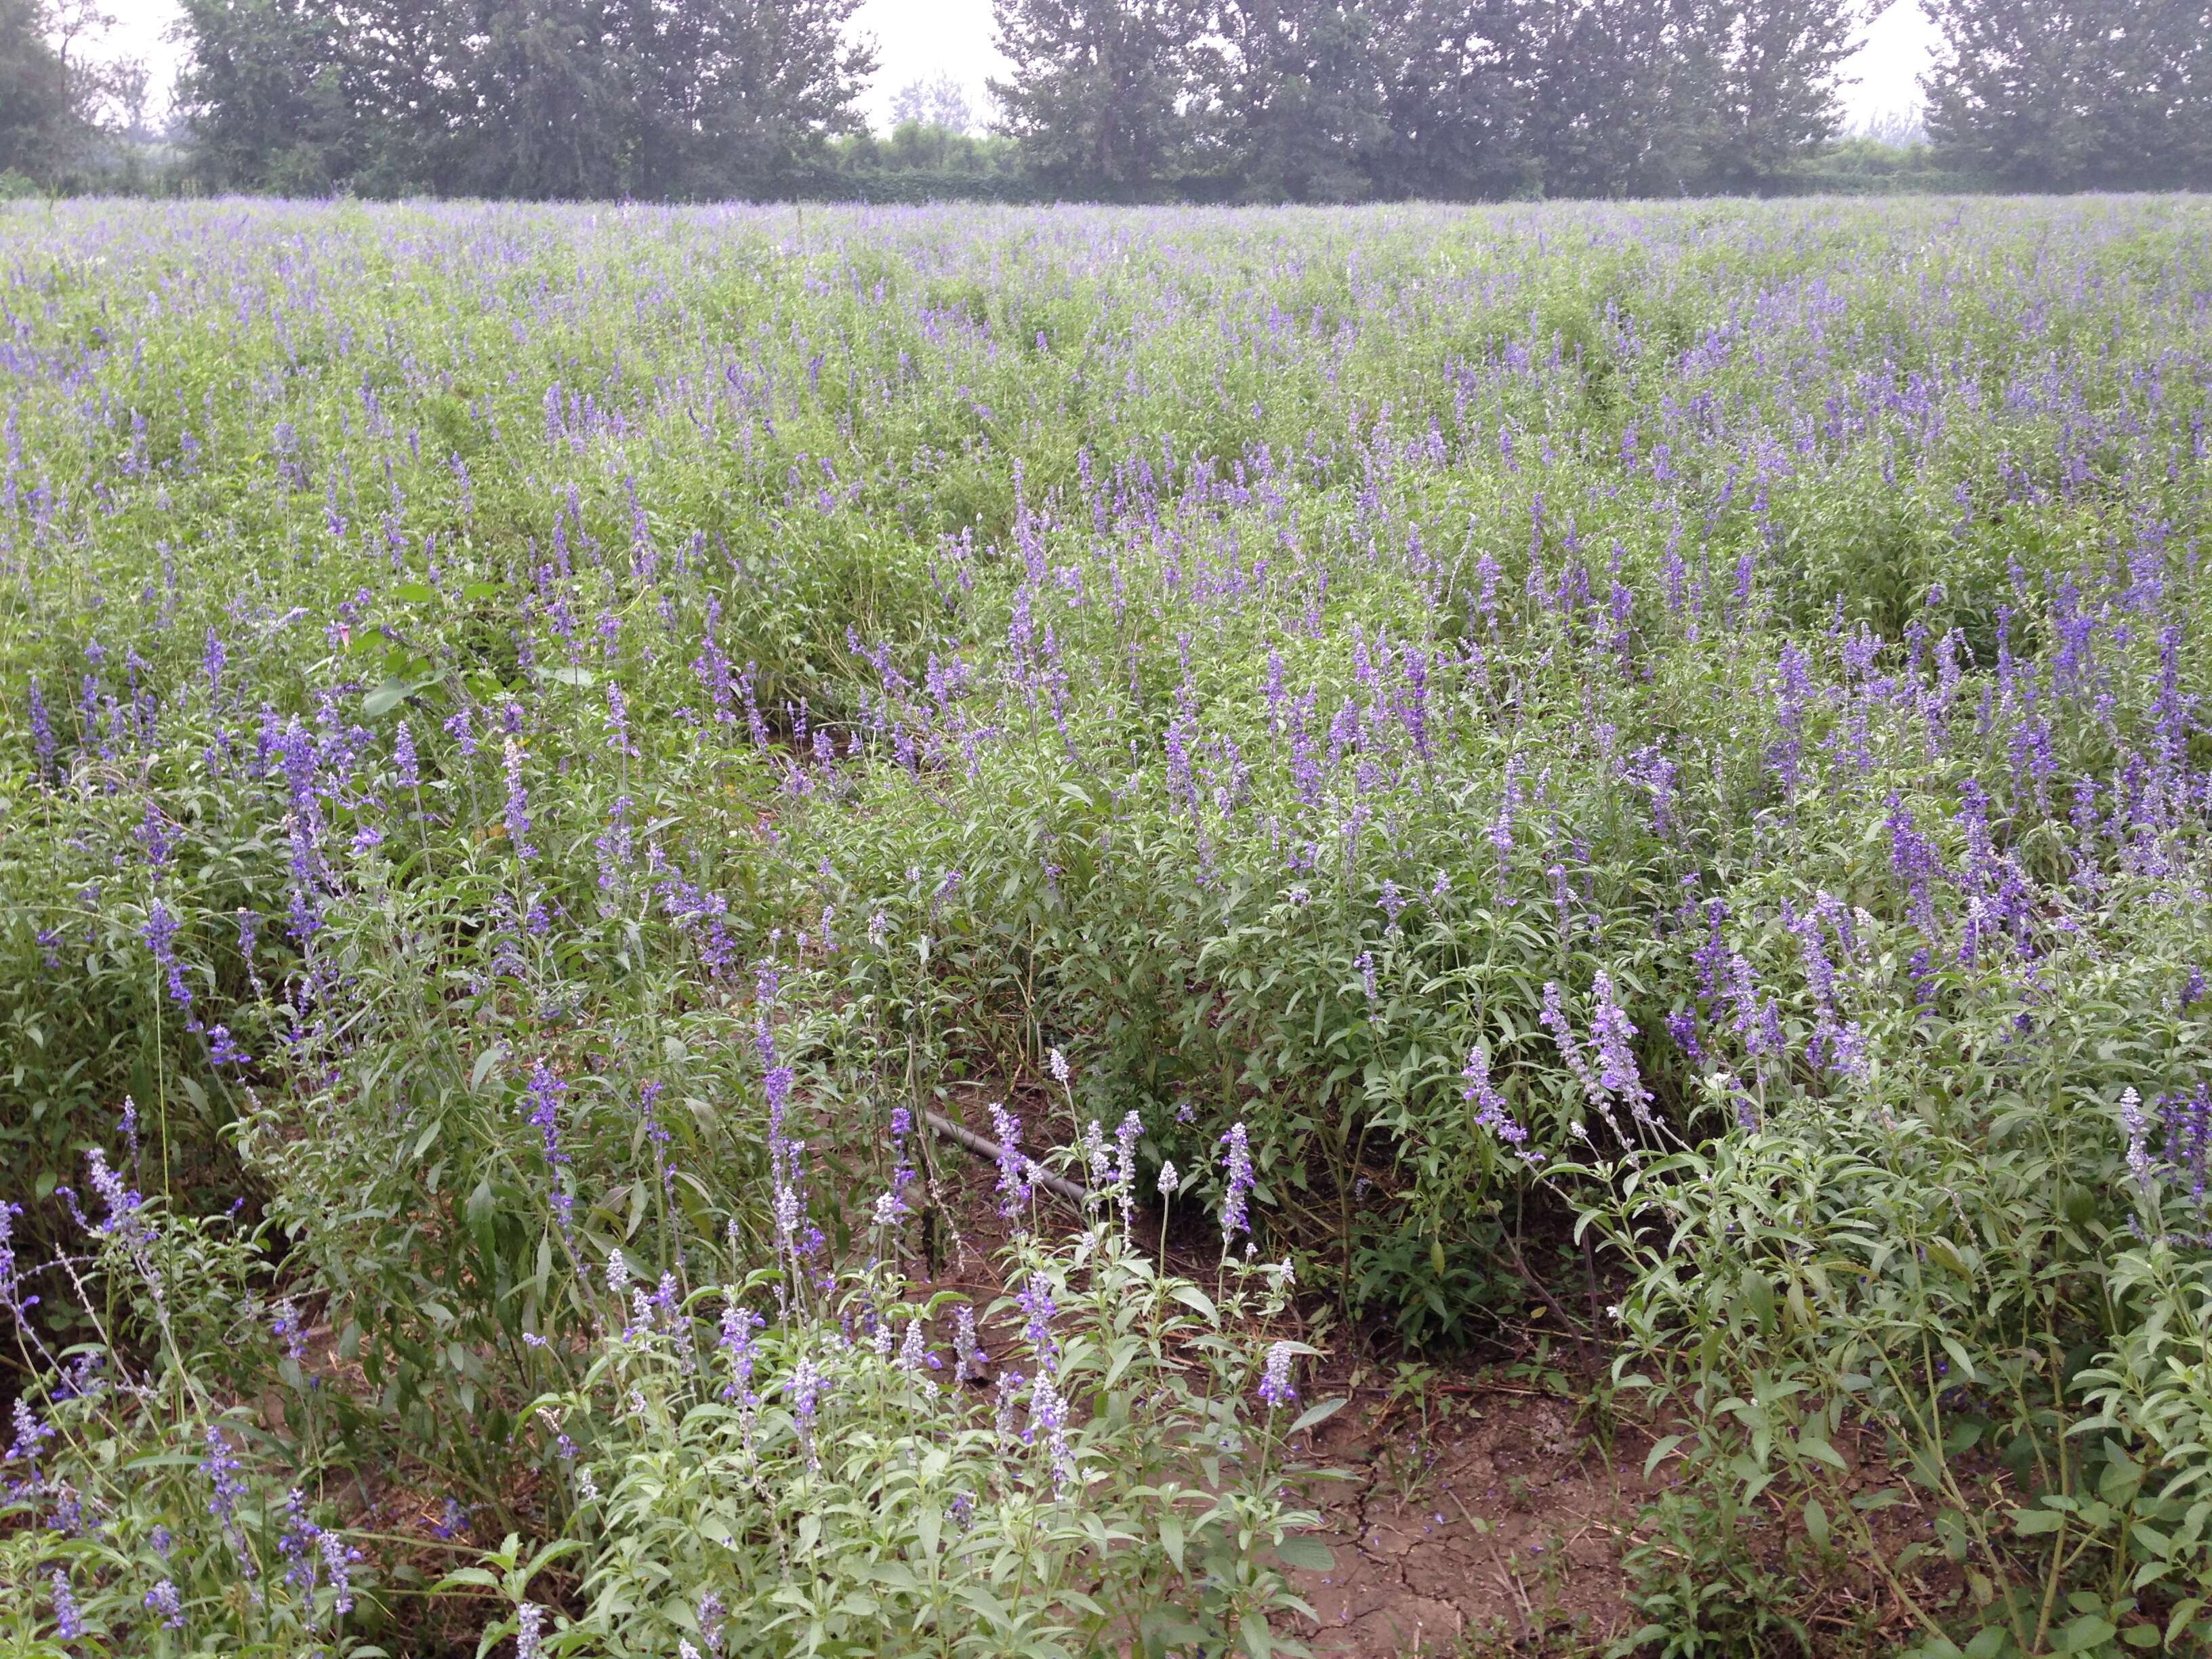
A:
989 0 1214 200
890 71 977 134
1519 0 1699 197
1211 1 1390 203
1684 0 1863 192
1367 0 1531 199
176 0 375 190
178 0 874 198
1921 0 2211 191
0 0 76 178
447 0 655 198
675 0 876 192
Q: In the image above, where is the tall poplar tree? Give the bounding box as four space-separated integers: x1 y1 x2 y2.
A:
1922 0 2211 191
178 0 874 197
1212 0 1391 202
0 0 77 178
1692 0 1861 190
176 0 372 191
1368 0 1530 200
989 0 1214 200
1519 0 1696 197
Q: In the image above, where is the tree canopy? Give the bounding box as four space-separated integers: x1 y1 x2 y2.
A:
175 0 875 197
11 0 2196 200
1922 0 2210 192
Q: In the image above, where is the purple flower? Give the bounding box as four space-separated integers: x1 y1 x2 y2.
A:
1589 972 1651 1120
1256 1340 1298 1408
272 1297 306 1361
1539 982 1600 1106
1027 1372 1075 1492
1377 880 1407 933
2121 1087 2156 1228
954 1304 989 1382
989 1104 1032 1221
1017 1272 1059 1371
51 1570 81 1639
322 1529 363 1616
138 800 177 869
207 1025 250 1067
27 679 56 776
1885 792 1944 934
1218 1122 1254 1243
1113 1111 1142 1205
502 739 537 859
787 1355 827 1471
83 1147 150 1246
2161 1086 2212 1214
9 1397 54 1473
720 1298 766 1406
201 1425 255 1578
605 681 638 758
0 1202 30 1319
1461 1046 1538 1163
524 1064 573 1240
896 1316 940 1384
142 901 192 1010
280 1487 323 1591
145 1578 185 1629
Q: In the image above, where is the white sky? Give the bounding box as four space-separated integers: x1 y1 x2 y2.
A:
99 0 1940 139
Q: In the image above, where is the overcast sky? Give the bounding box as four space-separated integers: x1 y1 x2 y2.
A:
98 0 1941 137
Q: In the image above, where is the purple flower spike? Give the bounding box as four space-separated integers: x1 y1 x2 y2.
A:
1218 1122 1254 1243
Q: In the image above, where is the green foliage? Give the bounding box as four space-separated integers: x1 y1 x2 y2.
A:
535 1208 1331 1657
0 0 74 179
0 1193 385 1656
1923 0 2212 193
173 0 879 198
1 194 2210 1655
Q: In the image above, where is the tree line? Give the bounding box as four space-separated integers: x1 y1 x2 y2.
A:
2 0 2206 200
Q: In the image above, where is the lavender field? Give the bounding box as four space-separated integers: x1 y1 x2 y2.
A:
3 194 2211 1658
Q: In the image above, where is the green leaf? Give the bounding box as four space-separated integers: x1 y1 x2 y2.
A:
1938 1334 1980 1385
363 676 418 718
1275 1535 1334 1572
1803 1497 1830 1549
2054 1614 2116 1652
1645 1433 1687 1479
1169 1284 1218 1321
1288 1397 1346 1436
1159 1513 1184 1572
2167 1600 2205 1646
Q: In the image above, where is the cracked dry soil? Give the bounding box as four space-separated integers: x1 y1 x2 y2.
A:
1286 1380 1659 1656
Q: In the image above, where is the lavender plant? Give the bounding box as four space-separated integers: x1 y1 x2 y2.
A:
1 193 2210 1650
495 1143 1332 1658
